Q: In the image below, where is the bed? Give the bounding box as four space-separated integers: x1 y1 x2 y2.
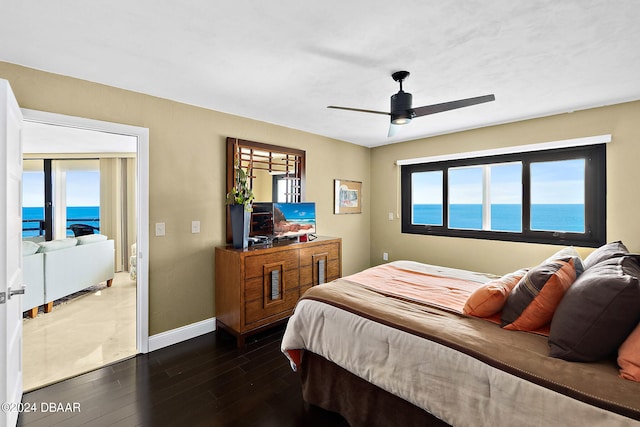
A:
281 251 640 427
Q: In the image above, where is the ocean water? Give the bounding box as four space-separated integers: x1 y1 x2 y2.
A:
413 204 584 233
22 206 100 237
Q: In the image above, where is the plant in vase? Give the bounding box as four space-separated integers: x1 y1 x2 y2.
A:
226 161 254 248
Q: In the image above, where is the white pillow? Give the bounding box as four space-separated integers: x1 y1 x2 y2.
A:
22 240 40 256
37 238 78 252
76 234 108 245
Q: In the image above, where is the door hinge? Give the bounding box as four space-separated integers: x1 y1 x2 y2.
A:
0 292 5 304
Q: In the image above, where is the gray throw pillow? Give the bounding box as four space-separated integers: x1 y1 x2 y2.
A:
583 241 628 270
548 255 640 362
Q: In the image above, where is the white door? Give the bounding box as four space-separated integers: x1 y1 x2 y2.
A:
0 79 24 427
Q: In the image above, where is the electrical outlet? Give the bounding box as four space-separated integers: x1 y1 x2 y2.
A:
191 220 200 234
155 222 165 237
383 252 389 261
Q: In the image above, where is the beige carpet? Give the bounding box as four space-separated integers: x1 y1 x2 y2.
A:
22 271 137 391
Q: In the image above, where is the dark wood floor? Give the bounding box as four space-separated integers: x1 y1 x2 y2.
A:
18 326 350 427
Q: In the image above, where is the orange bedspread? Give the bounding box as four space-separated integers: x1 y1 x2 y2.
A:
342 262 551 335
343 263 483 313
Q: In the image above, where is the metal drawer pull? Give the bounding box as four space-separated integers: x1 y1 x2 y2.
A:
318 259 325 284
271 270 280 300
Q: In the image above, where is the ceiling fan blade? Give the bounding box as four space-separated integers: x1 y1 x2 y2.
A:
387 123 401 138
413 94 495 117
327 105 390 116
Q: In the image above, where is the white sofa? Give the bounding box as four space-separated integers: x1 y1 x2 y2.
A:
23 252 45 313
22 235 115 317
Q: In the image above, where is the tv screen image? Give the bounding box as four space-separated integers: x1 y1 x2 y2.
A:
273 202 316 238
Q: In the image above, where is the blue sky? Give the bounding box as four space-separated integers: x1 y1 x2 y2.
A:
23 171 100 207
412 159 585 204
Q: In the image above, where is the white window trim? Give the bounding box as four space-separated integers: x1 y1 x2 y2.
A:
395 134 611 166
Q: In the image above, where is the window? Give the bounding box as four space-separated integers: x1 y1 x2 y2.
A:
411 171 443 226
401 144 606 247
22 160 45 239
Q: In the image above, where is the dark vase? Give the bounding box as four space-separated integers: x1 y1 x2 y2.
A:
230 204 251 249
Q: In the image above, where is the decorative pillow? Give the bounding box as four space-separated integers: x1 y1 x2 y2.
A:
501 258 576 331
618 321 640 382
549 256 640 362
583 240 628 270
22 240 40 256
37 238 78 253
463 268 528 317
544 246 585 277
76 234 108 245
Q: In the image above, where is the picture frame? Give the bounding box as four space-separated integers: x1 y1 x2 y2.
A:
334 179 362 214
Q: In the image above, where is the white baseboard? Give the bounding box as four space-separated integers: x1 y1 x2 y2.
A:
148 317 216 352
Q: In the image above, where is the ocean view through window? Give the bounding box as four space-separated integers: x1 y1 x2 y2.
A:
412 203 584 232
22 164 100 238
22 206 100 238
401 143 606 247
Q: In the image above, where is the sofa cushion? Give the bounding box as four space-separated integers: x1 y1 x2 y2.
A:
22 240 40 256
37 238 78 252
76 234 108 245
549 255 640 362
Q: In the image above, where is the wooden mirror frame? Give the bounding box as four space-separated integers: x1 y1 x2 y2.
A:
225 137 306 243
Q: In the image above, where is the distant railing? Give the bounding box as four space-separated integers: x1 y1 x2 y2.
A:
22 218 100 238
22 219 46 236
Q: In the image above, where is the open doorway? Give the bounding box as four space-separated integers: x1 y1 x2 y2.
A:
20 111 149 390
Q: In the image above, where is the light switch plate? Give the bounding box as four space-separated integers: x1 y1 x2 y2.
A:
155 222 165 236
191 220 200 234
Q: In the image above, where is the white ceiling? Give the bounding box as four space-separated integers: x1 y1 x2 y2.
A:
2 1 639 148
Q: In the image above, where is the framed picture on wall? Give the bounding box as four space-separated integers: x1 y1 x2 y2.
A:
334 179 362 214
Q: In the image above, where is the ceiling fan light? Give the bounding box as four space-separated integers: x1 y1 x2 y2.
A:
391 115 412 125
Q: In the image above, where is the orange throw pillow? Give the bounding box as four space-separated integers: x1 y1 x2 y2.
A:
463 269 528 317
502 259 576 331
618 322 640 382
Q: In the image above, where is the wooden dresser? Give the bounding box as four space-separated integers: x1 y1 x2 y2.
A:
215 236 341 347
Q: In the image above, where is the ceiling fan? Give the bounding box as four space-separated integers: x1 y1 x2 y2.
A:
327 71 495 137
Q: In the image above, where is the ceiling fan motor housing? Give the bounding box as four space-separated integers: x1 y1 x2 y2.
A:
391 91 415 124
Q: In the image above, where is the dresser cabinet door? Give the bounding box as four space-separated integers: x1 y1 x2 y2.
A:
243 249 300 328
299 242 341 294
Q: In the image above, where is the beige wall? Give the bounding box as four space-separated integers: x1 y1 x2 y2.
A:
1 62 371 335
371 101 640 275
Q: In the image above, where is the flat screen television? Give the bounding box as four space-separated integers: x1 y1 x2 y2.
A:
273 202 316 238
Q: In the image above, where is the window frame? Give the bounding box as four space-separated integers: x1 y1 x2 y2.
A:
401 144 606 247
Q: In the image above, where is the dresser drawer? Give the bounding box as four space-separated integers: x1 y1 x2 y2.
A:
244 249 299 279
244 289 299 326
299 243 340 266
